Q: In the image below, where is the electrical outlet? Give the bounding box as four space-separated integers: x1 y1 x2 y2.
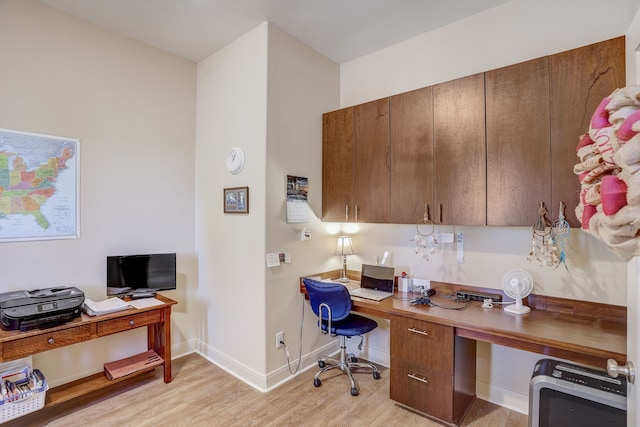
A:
276 331 284 349
455 290 502 303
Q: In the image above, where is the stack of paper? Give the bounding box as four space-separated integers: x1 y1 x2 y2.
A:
83 298 131 316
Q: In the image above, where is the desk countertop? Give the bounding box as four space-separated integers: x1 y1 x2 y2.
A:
301 273 626 369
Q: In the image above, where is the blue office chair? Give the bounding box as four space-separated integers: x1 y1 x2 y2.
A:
303 278 381 396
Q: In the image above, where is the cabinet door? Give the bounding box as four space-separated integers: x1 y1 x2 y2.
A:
390 316 454 372
486 58 551 226
390 87 434 224
353 99 390 223
322 107 354 222
549 36 625 226
390 358 454 422
433 73 486 225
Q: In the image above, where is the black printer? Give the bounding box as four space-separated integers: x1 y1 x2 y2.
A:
0 287 85 331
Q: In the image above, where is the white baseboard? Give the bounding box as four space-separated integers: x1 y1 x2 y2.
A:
194 338 340 392
476 379 529 415
195 339 270 391
185 337 529 417
345 338 389 367
265 341 339 391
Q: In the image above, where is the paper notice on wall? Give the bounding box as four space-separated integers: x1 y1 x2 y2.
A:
266 253 280 268
286 201 308 223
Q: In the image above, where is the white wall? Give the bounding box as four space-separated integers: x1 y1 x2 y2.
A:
195 23 270 386
339 0 634 414
0 0 197 386
264 25 341 383
195 22 344 390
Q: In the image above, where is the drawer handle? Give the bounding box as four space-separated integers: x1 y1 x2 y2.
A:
47 337 55 344
408 373 429 384
408 327 429 336
129 320 135 326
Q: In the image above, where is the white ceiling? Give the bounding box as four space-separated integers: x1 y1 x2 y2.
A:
37 0 511 64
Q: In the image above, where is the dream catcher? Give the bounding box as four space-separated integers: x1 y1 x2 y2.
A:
527 202 560 268
412 205 438 260
550 202 570 271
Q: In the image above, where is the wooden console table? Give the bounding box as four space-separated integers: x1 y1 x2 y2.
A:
0 295 176 407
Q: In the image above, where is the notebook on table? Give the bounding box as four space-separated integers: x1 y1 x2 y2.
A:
349 264 395 301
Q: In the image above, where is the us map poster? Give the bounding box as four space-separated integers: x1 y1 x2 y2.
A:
0 128 79 242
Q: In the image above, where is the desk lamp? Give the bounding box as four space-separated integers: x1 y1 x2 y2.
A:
335 235 354 282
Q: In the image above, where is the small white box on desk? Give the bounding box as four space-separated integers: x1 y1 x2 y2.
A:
411 278 431 292
399 278 411 293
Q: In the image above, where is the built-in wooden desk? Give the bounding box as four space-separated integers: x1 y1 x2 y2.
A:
0 295 176 407
301 271 626 425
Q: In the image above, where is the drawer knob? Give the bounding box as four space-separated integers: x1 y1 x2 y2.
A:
408 327 429 336
129 320 135 326
47 338 55 344
408 372 429 384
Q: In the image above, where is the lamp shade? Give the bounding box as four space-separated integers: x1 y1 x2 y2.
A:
335 235 354 256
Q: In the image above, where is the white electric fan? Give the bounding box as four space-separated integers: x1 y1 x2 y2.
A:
501 269 534 315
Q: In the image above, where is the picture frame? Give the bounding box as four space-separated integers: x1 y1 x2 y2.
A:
224 186 249 214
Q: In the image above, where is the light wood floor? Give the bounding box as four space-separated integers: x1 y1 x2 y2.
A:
12 353 527 426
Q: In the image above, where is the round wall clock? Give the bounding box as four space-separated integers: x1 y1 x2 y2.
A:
226 147 245 174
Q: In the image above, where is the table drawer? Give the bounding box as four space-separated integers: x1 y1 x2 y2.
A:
97 311 160 336
390 315 454 372
390 358 454 422
2 325 92 359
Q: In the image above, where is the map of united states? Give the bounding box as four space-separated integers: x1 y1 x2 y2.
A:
0 147 74 229
0 129 78 241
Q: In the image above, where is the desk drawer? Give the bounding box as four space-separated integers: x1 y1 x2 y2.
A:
390 358 453 422
390 315 453 372
2 325 92 359
97 311 160 336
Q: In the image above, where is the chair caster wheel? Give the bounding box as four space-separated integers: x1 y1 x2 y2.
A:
347 356 358 363
373 371 381 380
318 360 326 368
314 378 322 387
351 387 359 396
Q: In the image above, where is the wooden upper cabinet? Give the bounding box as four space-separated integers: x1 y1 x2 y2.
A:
390 87 434 224
549 36 625 227
321 37 624 227
322 107 354 222
486 58 551 226
433 73 486 225
353 99 391 223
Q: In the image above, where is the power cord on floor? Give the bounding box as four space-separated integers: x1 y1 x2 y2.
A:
279 294 306 375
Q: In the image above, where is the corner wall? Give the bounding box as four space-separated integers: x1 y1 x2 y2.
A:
264 24 341 385
195 23 270 386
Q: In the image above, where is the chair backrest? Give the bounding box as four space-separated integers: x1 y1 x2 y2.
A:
303 278 352 322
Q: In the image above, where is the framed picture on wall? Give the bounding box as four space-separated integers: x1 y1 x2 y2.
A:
224 187 249 214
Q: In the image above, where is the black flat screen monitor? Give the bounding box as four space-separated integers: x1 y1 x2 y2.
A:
107 253 176 296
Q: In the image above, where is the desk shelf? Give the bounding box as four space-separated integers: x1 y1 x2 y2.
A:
45 367 159 407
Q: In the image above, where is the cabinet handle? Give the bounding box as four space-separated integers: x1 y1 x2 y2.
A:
355 205 359 222
408 372 429 384
408 327 429 336
47 338 55 344
438 204 443 223
345 205 349 222
129 320 135 326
